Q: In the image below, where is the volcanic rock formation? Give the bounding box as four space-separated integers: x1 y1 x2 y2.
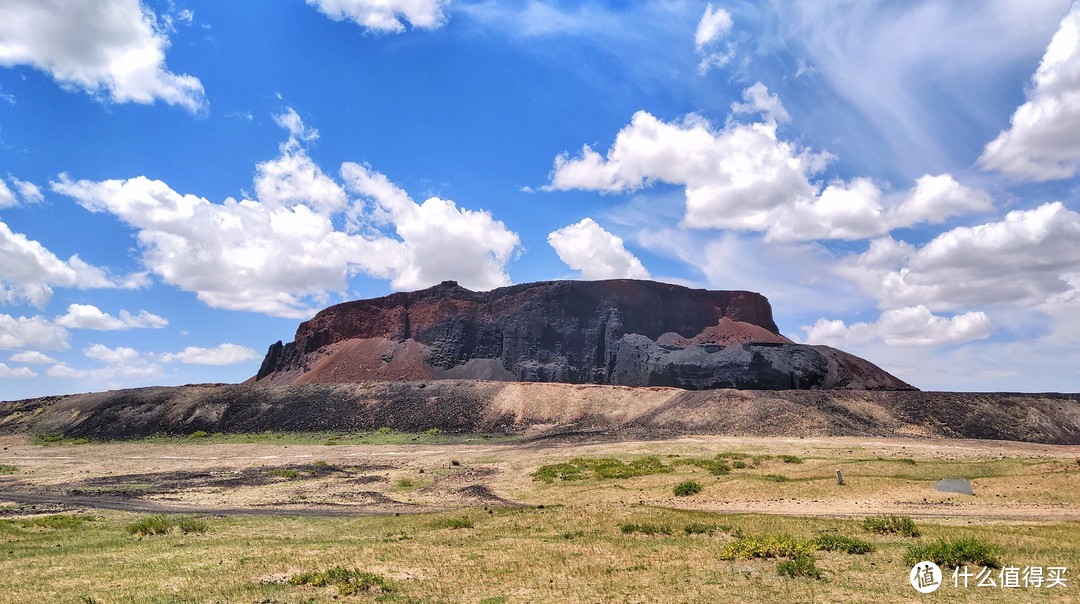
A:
253 279 912 390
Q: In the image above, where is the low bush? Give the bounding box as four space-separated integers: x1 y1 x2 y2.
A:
289 567 392 595
904 538 1000 569
778 455 804 464
720 534 814 560
126 514 208 536
862 514 920 537
268 468 300 479
0 464 17 475
777 556 825 580
814 534 874 554
188 430 208 439
673 481 703 496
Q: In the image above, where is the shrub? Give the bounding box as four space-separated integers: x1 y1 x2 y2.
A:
862 514 920 537
394 478 415 489
0 465 18 475
289 567 392 595
620 523 672 536
683 523 717 536
269 468 300 479
450 459 462 467
778 455 804 464
777 556 825 580
720 534 814 560
376 426 392 434
126 514 208 536
814 534 874 554
424 428 441 436
904 538 1000 569
188 430 208 439
673 481 703 497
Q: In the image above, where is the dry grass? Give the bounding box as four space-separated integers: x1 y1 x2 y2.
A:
0 433 1078 602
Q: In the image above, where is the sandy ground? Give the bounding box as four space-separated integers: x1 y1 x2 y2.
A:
1 434 1078 523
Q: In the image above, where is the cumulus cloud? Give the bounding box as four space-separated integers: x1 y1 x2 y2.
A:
980 4 1080 180
47 364 87 379
0 314 69 350
547 218 650 280
547 89 992 242
0 219 147 308
0 0 205 111
341 162 521 291
694 3 734 73
55 304 168 331
803 306 993 347
81 343 161 380
9 351 57 364
53 109 520 317
159 343 259 365
0 362 35 378
840 202 1080 311
307 0 449 33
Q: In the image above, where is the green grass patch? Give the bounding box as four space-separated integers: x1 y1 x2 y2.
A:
0 464 18 475
762 474 790 482
533 456 672 483
125 514 208 536
288 567 393 595
683 523 717 536
620 523 672 536
777 455 804 464
813 534 874 554
862 514 920 537
904 538 1001 569
720 534 815 560
267 468 300 479
431 517 474 530
674 456 731 476
18 514 95 529
777 556 824 580
673 481 703 496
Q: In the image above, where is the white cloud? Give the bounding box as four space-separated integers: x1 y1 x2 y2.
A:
803 305 993 347
0 180 13 208
83 343 162 380
0 314 68 350
547 218 649 280
159 343 259 365
53 109 520 318
0 362 34 378
979 3 1080 180
307 0 449 33
773 0 1069 175
841 202 1080 311
695 3 734 73
0 0 205 111
47 364 87 379
9 351 57 364
731 82 790 124
55 303 168 331
10 177 43 204
546 91 991 242
341 162 521 291
0 219 146 308
0 176 44 208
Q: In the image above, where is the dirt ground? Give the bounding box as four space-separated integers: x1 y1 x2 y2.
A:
2 433 1078 524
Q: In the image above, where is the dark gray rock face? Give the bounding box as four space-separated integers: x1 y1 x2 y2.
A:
254 279 913 391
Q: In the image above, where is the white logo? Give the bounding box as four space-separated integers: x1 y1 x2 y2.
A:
911 561 943 593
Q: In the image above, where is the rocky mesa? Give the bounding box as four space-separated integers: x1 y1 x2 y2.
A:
253 279 912 391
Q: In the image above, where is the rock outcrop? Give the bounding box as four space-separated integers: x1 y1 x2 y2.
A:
253 279 913 390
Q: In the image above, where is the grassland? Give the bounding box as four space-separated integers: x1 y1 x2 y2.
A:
0 433 1077 602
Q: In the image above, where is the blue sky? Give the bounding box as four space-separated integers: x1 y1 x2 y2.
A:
1 0 1078 398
